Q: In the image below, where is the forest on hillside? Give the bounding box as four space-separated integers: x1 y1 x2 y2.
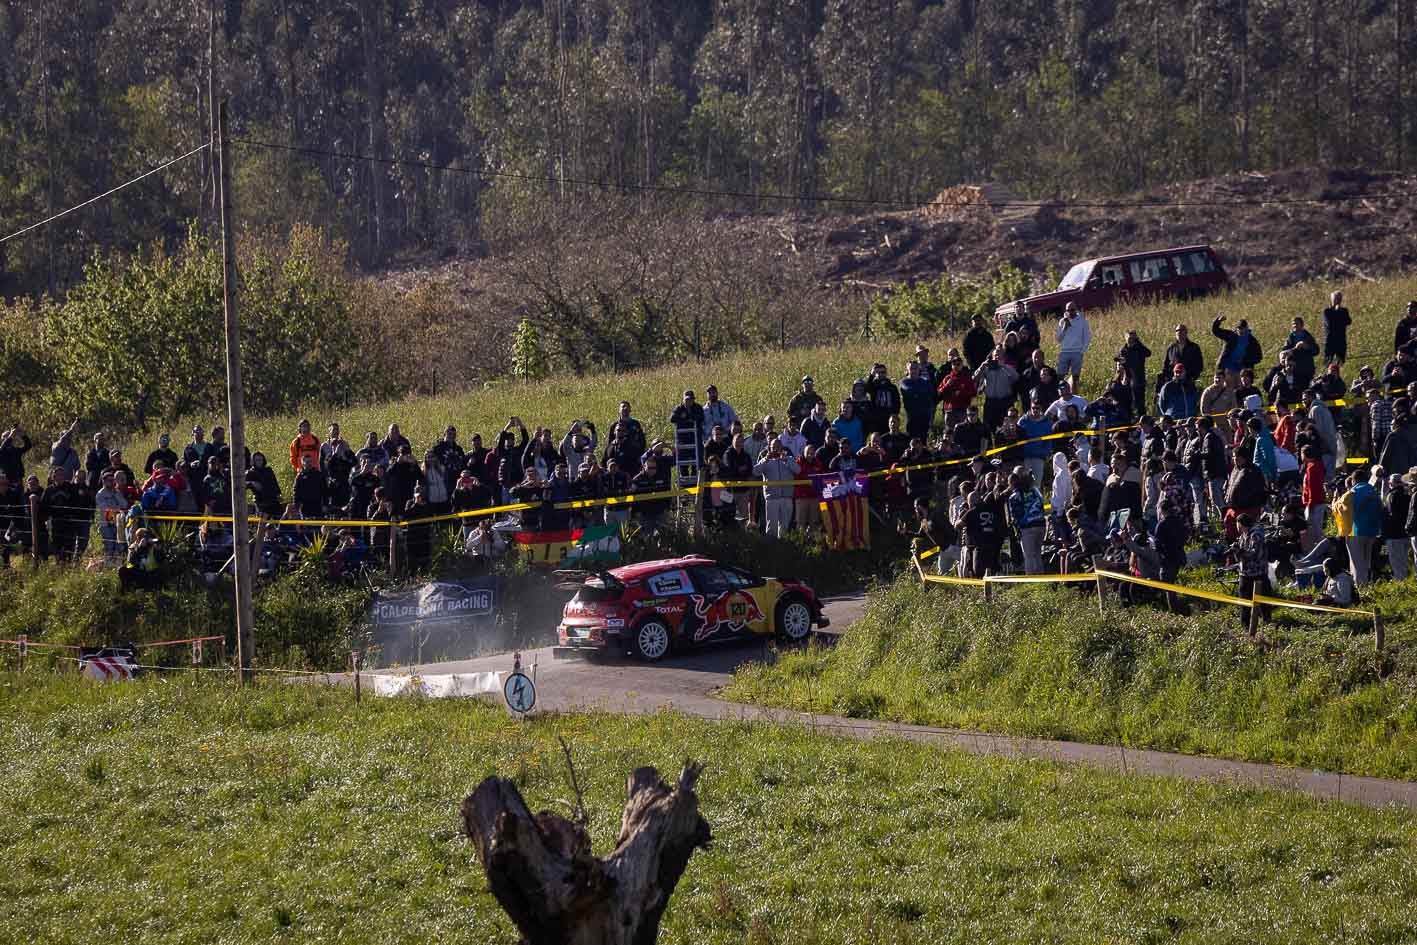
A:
2 0 1415 299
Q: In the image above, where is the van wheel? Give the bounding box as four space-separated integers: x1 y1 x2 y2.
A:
634 619 672 661
776 598 814 644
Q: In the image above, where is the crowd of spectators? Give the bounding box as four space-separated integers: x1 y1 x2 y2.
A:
2 289 1414 612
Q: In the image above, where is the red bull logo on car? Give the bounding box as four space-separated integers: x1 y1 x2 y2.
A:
686 590 767 642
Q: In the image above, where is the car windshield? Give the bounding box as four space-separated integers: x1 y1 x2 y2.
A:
1057 262 1093 290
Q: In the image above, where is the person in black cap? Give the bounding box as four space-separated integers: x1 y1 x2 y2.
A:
788 375 825 420
1213 314 1263 386
669 389 705 440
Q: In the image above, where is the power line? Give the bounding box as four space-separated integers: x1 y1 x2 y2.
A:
234 135 1417 212
0 143 210 245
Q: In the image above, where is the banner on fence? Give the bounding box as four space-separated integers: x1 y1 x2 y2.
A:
372 577 500 634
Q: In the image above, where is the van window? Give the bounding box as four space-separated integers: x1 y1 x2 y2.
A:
1172 251 1215 275
1129 256 1173 283
1058 262 1093 290
1097 263 1126 287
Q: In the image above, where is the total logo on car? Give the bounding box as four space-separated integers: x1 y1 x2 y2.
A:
555 556 829 661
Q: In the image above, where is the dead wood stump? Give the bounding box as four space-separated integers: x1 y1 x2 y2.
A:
461 763 711 945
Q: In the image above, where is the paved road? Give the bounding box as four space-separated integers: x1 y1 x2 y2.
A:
365 592 869 716
348 591 1417 812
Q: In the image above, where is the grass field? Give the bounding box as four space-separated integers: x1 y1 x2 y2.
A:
725 575 1417 782
3 673 1416 944
132 273 1416 489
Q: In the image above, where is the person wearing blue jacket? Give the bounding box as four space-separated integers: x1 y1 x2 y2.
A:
1349 473 1382 585
831 401 865 453
899 361 937 439
1017 401 1054 488
1248 416 1277 482
1212 315 1264 384
1157 363 1200 418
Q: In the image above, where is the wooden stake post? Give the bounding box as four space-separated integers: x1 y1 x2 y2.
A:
1092 555 1107 613
29 493 40 565
217 101 256 683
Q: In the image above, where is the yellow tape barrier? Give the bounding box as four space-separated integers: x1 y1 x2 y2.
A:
921 573 987 587
984 572 1100 584
1251 593 1376 618
1092 568 1255 608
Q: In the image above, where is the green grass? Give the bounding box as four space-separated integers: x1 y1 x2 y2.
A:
2 674 1416 944
132 273 1416 490
725 575 1417 782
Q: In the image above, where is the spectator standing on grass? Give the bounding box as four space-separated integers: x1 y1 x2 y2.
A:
560 419 598 471
423 453 452 516
1017 400 1053 488
788 377 825 421
293 455 325 519
385 447 424 512
1303 387 1340 476
963 314 995 372
1157 364 1199 419
974 347 1020 431
1044 381 1088 423
1213 315 1264 385
380 423 411 461
1395 301 1417 353
1117 329 1151 414
1300 445 1327 549
94 471 127 560
1159 324 1205 396
50 420 80 480
863 363 902 436
937 356 978 426
143 433 178 476
900 361 936 438
429 426 465 492
794 445 826 531
1053 302 1092 390
612 402 646 460
1283 317 1320 393
1234 513 1272 623
247 452 284 519
777 415 807 459
913 345 938 388
1383 474 1410 581
356 431 388 470
1273 402 1297 453
1201 370 1236 430
1006 468 1046 574
1 426 33 485
721 434 756 526
1323 291 1352 364
703 385 737 434
289 419 321 473
670 389 706 441
753 440 800 538
1223 448 1267 540
1350 471 1382 585
831 401 864 453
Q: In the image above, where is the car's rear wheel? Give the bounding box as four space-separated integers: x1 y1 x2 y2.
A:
634 619 672 661
776 598 814 644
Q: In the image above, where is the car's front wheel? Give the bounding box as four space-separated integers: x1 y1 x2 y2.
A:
633 619 672 661
776 598 814 644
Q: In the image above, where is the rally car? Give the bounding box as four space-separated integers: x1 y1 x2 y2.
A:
554 556 829 661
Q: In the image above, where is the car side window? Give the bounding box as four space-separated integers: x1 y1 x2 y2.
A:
689 566 732 597
1097 263 1126 287
721 568 759 589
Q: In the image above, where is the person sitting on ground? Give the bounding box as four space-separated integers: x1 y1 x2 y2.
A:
1316 557 1356 607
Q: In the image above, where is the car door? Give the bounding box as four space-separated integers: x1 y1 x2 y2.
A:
721 567 778 636
687 566 767 640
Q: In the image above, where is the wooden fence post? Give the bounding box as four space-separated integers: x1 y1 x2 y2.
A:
983 569 993 603
29 493 40 565
1247 588 1261 637
1091 556 1107 613
388 523 400 577
1374 612 1385 658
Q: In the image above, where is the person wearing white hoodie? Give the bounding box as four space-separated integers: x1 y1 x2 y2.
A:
1054 302 1092 390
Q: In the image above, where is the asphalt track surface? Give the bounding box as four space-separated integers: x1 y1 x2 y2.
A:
349 593 1417 812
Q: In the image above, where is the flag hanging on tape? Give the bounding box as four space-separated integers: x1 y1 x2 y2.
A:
816 473 870 551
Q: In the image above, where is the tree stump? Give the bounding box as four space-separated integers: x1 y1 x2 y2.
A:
461 763 711 945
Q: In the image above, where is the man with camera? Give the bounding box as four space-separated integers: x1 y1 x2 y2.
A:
1054 302 1092 391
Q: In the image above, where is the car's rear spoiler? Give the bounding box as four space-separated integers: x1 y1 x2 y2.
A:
551 568 623 592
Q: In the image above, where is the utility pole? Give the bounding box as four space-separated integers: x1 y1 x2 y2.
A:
217 100 256 683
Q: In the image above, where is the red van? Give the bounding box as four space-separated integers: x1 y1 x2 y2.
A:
994 245 1229 322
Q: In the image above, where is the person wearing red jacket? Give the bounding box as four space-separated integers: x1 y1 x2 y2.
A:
289 419 321 473
793 445 828 531
936 358 978 426
1300 444 1327 551
1273 402 1296 454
